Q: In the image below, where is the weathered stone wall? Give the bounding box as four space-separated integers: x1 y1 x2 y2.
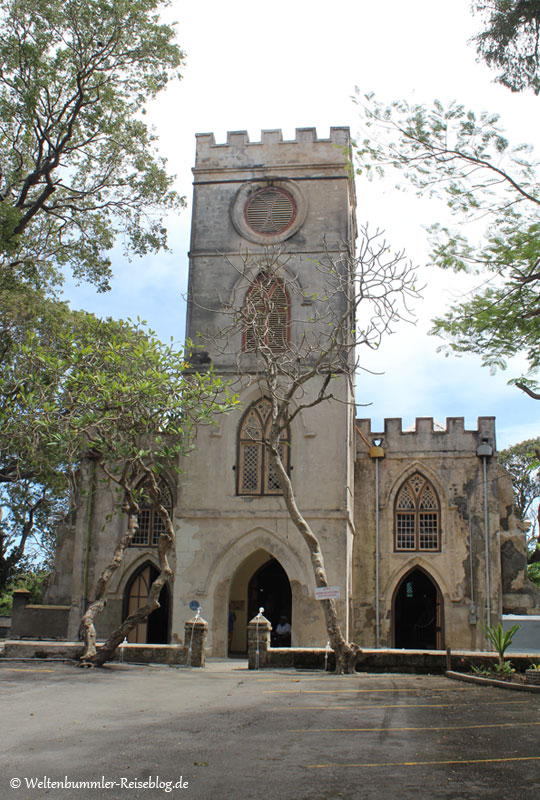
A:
353 416 538 651
178 128 357 656
0 616 11 639
11 590 69 639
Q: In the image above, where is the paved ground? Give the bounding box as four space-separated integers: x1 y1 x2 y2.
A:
2 658 540 800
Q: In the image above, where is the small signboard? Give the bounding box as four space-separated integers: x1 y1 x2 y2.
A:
189 600 200 611
314 586 341 600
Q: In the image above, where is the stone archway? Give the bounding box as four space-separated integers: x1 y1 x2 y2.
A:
228 550 292 654
393 567 444 650
123 562 171 644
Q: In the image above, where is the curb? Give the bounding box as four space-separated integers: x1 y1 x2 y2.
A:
445 670 540 693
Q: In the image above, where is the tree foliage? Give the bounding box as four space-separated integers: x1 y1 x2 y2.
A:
0 0 184 293
473 1 540 94
0 569 49 615
7 310 236 664
499 436 540 563
0 289 80 591
0 0 186 595
354 91 540 397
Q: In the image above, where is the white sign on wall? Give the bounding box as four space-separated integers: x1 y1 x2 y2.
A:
314 586 341 600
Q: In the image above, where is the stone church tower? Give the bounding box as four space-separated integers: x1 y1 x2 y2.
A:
176 128 357 655
40 127 538 656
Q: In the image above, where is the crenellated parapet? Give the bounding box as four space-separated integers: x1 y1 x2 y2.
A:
194 127 351 174
355 416 496 458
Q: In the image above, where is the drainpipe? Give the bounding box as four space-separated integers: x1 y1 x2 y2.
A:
369 439 385 648
476 437 493 630
467 500 477 626
82 459 97 615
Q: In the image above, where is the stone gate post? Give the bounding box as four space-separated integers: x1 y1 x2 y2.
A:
247 612 271 669
184 615 208 667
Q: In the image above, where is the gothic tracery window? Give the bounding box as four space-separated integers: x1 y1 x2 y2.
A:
131 476 173 547
243 273 289 353
395 473 440 552
237 398 290 495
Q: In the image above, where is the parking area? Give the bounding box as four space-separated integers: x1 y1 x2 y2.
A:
2 659 540 799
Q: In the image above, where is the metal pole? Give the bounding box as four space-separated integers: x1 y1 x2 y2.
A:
375 457 380 649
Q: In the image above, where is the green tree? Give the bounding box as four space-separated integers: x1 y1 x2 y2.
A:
0 0 185 590
473 1 540 94
0 289 82 591
12 311 236 666
354 91 540 397
0 0 184 293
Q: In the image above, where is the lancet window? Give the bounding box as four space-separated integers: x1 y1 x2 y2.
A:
243 273 289 353
131 477 173 547
395 473 440 552
237 398 290 495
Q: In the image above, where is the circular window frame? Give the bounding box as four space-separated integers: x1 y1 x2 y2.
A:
231 180 307 244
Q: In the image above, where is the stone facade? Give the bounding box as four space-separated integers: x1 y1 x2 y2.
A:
43 128 539 655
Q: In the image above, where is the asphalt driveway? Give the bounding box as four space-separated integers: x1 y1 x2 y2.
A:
1 659 539 799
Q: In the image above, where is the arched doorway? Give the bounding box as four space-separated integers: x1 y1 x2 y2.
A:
228 551 292 654
248 558 292 646
393 568 443 650
123 562 171 644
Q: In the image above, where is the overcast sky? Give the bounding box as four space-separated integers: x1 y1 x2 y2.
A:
63 0 540 450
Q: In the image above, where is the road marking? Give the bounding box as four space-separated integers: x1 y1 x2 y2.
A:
255 675 432 682
308 755 540 769
264 688 469 694
2 667 55 673
273 700 528 710
289 721 540 732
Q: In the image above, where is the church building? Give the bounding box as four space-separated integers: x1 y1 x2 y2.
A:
45 128 538 655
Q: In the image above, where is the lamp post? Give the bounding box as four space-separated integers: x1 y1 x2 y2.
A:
369 438 385 648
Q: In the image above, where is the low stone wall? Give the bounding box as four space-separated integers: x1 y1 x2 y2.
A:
246 614 540 672
2 641 84 660
251 644 540 673
2 615 208 667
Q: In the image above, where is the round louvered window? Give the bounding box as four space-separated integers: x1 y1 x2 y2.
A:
244 188 296 235
231 180 306 244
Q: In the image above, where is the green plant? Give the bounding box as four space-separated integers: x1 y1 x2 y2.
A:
471 664 492 678
528 562 540 587
528 662 540 670
493 661 515 679
482 622 521 667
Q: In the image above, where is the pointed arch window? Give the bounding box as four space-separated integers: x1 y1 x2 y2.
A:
237 398 290 495
395 473 440 552
130 476 173 547
243 273 289 353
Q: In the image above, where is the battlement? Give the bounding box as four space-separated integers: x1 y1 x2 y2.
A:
194 127 351 172
355 417 496 457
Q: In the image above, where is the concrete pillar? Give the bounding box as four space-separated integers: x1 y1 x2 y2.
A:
247 612 271 670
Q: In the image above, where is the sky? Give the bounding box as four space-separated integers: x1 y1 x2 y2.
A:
62 0 540 450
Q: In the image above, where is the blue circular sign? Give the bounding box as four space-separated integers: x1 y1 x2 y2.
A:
189 600 200 611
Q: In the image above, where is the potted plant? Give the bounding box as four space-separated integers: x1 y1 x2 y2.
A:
525 663 540 686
